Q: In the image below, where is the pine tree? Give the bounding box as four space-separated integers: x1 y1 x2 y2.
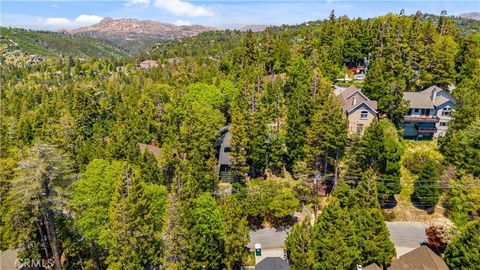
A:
430 35 459 90
304 93 347 174
230 107 250 180
187 193 225 269
219 196 250 270
354 119 403 202
444 220 480 269
106 164 161 269
7 144 73 270
411 159 440 209
285 56 311 168
137 149 163 185
355 208 396 267
69 159 123 249
161 193 189 269
351 171 396 267
286 217 312 270
309 199 358 270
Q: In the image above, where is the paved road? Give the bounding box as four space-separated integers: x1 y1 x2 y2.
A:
248 228 289 250
386 222 427 257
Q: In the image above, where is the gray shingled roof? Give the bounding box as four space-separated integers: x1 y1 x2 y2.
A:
403 85 455 109
218 130 233 166
403 91 435 109
255 257 290 270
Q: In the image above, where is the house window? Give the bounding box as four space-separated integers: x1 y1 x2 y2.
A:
357 123 364 133
439 122 447 127
421 109 430 116
442 107 452 116
360 111 368 120
414 109 419 113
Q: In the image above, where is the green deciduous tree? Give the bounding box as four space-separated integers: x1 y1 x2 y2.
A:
70 159 123 248
444 174 480 227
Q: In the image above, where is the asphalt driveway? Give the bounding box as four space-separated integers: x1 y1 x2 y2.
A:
386 221 427 257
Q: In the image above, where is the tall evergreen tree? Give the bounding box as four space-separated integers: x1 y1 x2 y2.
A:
444 220 480 269
187 193 225 269
106 164 162 269
351 171 396 267
285 217 312 270
285 56 311 168
161 192 189 269
354 119 403 201
219 196 250 270
304 93 347 174
6 144 73 270
309 199 358 270
411 159 440 209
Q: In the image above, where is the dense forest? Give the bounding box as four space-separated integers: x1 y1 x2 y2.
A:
1 11 479 269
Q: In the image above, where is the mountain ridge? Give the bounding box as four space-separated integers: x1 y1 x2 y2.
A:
67 17 215 51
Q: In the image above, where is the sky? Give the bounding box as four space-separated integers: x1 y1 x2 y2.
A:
1 0 479 30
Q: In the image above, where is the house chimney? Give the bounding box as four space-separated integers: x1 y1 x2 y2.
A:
352 96 357 106
150 139 158 147
431 88 438 102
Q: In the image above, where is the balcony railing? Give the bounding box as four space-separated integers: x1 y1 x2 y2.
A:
403 115 439 123
417 127 437 133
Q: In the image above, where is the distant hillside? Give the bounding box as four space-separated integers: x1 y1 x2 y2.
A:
239 25 269 32
0 27 130 59
458 12 480 21
68 18 215 52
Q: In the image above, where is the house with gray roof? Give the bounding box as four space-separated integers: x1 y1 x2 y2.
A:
217 126 235 181
402 86 455 139
335 85 378 136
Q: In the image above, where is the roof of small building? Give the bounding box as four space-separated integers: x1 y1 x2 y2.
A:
139 143 160 158
364 263 382 270
139 60 159 69
255 257 290 270
263 73 287 82
388 246 449 270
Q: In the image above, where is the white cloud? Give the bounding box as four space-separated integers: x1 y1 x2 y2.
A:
174 20 192 26
153 0 213 17
75 15 104 24
125 0 150 7
45 17 73 27
43 14 104 29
